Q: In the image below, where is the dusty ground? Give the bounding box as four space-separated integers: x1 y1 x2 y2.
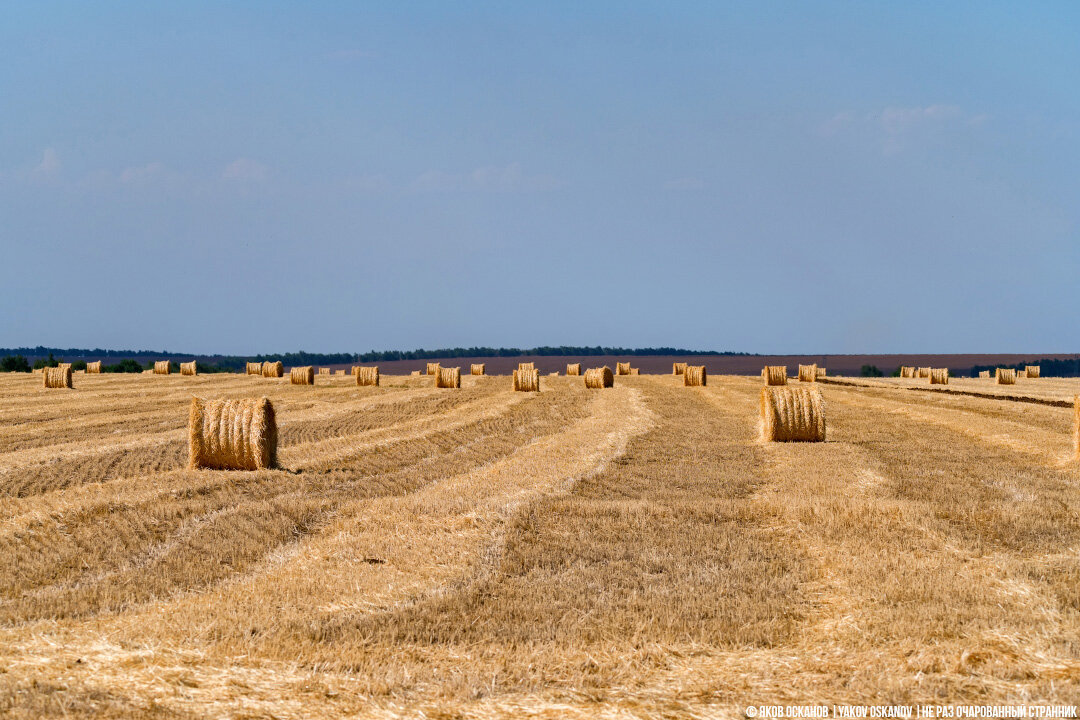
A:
1 370 1079 718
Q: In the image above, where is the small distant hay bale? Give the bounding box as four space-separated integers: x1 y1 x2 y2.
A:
899 366 915 378
979 370 991 379
684 365 706 387
435 366 461 388
518 362 535 372
410 370 421 376
816 367 826 379
426 362 440 375
584 366 614 389
762 366 787 386
188 397 277 471
180 361 197 376
471 363 486 376
513 367 540 392
356 366 380 386
798 364 818 382
335 369 345 375
917 367 931 378
616 362 631 376
43 366 72 389
290 366 314 385
566 363 582 376
760 386 825 442
996 368 1016 385
1026 365 1041 378
673 362 688 376
318 368 330 376
929 368 949 385
246 362 262 375
262 361 283 378
154 360 171 375
629 368 640 375
86 361 102 374
548 371 558 376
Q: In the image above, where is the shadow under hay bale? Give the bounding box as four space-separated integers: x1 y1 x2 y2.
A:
760 386 825 442
188 397 277 470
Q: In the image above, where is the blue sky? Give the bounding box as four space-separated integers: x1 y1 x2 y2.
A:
1 2 1077 354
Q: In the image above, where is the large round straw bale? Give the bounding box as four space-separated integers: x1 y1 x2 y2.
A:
188 397 277 470
996 368 1016 385
356 366 380 386
426 362 440 375
584 366 614 389
290 366 315 385
154 360 171 375
917 367 931 378
684 365 706 387
1026 365 1041 379
435 366 461 388
978 370 991 379
513 367 540 392
566 363 582 376
929 368 949 385
246 362 262 375
760 386 825 442
798 364 818 382
673 362 687 376
180 361 198 376
262 361 283 378
616 362 631 376
43 366 72 389
470 363 486 376
86 361 102 374
762 366 787 386
518 362 535 372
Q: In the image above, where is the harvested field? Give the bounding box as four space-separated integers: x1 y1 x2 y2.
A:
2 371 1080 717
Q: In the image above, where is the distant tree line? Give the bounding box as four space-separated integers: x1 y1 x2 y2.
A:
969 357 1080 378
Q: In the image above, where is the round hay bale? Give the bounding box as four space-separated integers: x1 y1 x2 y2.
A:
899 366 915 378
628 368 640 375
410 370 422 376
673 362 687 376
335 369 345 376
996 368 1016 385
616 362 631 376
86 361 102 374
470 364 486 376
584 366 614 389
760 386 825 442
978 370 991 379
513 367 540 392
188 397 277 470
356 366 380 386
797 364 818 382
180 361 198 376
518 362 535 372
566 363 582 376
290 366 314 385
318 368 330 376
929 368 949 385
246 362 262 375
1026 365 1041 379
684 365 706 387
917 367 931 378
815 367 827 379
762 366 787 386
435 366 461 388
426 362 440 375
262 361 283 378
43 366 72 389
154 360 171 375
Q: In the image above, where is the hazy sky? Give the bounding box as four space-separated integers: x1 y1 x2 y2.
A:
2 2 1077 354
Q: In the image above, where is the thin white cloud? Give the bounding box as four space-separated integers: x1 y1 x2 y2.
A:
222 158 270 181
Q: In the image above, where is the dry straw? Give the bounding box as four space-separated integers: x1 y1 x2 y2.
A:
180 361 197 376
246 362 262 375
684 365 706 387
584 366 614 389
86 361 102 374
918 367 931 378
513 367 540 392
410 370 421 376
1075 396 1079 460
979 370 991 379
335 369 345 375
318 368 330 376
929 368 949 385
262 361 283 378
1026 365 1041 379
566 363 582 376
356 366 380 386
762 366 788 386
760 386 825 442
996 368 1017 385
435 366 461 388
899 366 915 378
426 362 440 375
629 368 640 375
673 362 688 376
616 362 631 376
154 360 171 375
518 362 535 372
798 364 818 382
43 366 72 389
816 367 827 379
290 366 314 385
188 397 277 471
470 364 486 376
